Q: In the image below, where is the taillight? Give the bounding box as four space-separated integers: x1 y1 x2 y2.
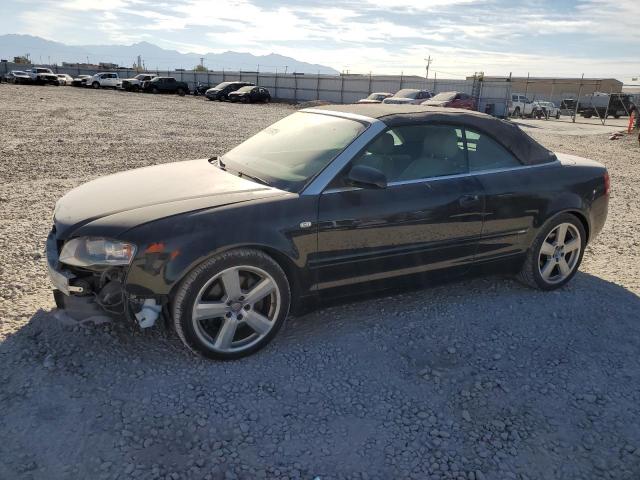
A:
604 171 611 196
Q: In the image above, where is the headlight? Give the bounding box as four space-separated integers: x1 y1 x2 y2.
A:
59 237 136 267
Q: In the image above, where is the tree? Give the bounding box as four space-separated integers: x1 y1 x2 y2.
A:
194 65 207 72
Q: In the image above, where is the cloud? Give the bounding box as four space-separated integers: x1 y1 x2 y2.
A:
5 0 639 78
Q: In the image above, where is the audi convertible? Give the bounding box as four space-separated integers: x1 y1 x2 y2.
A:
47 104 609 359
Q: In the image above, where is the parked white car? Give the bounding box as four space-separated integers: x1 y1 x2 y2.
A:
532 101 560 119
382 89 432 105
56 73 74 86
118 73 157 91
26 67 60 85
88 72 120 89
509 93 536 117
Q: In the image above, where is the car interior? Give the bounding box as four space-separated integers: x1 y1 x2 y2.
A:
346 124 521 185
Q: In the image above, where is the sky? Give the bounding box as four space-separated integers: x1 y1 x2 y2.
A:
2 0 639 78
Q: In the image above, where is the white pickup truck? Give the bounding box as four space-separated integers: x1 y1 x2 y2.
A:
508 93 537 118
88 72 120 89
27 67 60 85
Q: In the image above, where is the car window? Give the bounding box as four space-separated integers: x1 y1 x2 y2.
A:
334 124 466 186
465 129 521 172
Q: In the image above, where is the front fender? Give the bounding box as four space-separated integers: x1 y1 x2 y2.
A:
122 195 318 297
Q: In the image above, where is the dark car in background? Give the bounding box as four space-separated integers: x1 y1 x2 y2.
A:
228 86 271 103
205 81 254 101
3 70 32 84
141 77 189 95
47 104 609 360
193 82 213 96
357 92 393 104
422 91 475 110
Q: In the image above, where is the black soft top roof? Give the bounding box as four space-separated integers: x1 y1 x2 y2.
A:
312 104 556 166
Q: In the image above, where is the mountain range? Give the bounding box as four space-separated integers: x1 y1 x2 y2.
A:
0 34 339 74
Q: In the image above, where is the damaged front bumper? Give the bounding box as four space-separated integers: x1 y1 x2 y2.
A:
46 231 83 296
46 230 162 328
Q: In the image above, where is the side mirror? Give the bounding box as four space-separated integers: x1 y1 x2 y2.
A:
346 165 387 189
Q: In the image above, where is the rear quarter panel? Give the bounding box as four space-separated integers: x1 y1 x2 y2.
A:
475 157 607 264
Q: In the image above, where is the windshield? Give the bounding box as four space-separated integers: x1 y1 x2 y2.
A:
135 74 148 80
213 82 232 89
431 92 456 101
394 89 418 99
236 86 253 93
222 112 368 192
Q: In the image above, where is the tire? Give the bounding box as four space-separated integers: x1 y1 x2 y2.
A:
555 112 560 119
264 96 271 103
152 87 159 94
517 213 586 291
512 107 520 118
177 88 185 96
172 249 291 360
92 82 100 89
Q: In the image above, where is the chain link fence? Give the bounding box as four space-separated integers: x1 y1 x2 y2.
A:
2 61 635 125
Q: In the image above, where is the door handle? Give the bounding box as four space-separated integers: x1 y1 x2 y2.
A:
459 194 480 208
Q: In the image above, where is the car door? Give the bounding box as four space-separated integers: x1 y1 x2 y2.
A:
464 127 541 262
313 123 485 291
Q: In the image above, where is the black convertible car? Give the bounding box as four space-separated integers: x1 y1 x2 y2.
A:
47 105 609 359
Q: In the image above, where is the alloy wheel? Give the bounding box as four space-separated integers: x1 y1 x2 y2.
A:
538 222 581 284
191 265 281 354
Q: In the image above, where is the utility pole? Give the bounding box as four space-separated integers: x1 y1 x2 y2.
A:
424 56 432 80
199 57 204 68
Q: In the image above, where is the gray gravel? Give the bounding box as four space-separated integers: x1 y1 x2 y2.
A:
1 84 640 480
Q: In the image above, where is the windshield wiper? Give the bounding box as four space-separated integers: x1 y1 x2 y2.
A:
237 171 270 186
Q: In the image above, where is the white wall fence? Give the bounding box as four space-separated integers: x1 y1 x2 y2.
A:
1 62 513 117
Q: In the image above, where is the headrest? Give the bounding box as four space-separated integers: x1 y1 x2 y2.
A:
368 132 395 155
423 127 460 159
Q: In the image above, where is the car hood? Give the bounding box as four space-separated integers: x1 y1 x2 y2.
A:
54 159 290 239
384 98 415 104
422 100 449 106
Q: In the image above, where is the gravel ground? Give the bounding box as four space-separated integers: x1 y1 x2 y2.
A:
1 84 639 480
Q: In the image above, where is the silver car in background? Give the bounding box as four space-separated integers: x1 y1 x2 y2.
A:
382 89 432 105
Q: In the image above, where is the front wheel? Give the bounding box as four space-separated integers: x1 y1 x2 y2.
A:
92 82 100 89
177 88 185 96
518 213 586 290
172 249 291 360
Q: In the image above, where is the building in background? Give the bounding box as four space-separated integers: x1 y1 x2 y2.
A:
468 76 623 102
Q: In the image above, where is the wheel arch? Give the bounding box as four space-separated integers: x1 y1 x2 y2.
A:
565 209 590 243
165 243 305 305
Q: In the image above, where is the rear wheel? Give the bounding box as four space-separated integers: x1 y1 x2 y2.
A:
92 82 100 89
518 213 585 290
172 249 291 360
152 87 159 94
